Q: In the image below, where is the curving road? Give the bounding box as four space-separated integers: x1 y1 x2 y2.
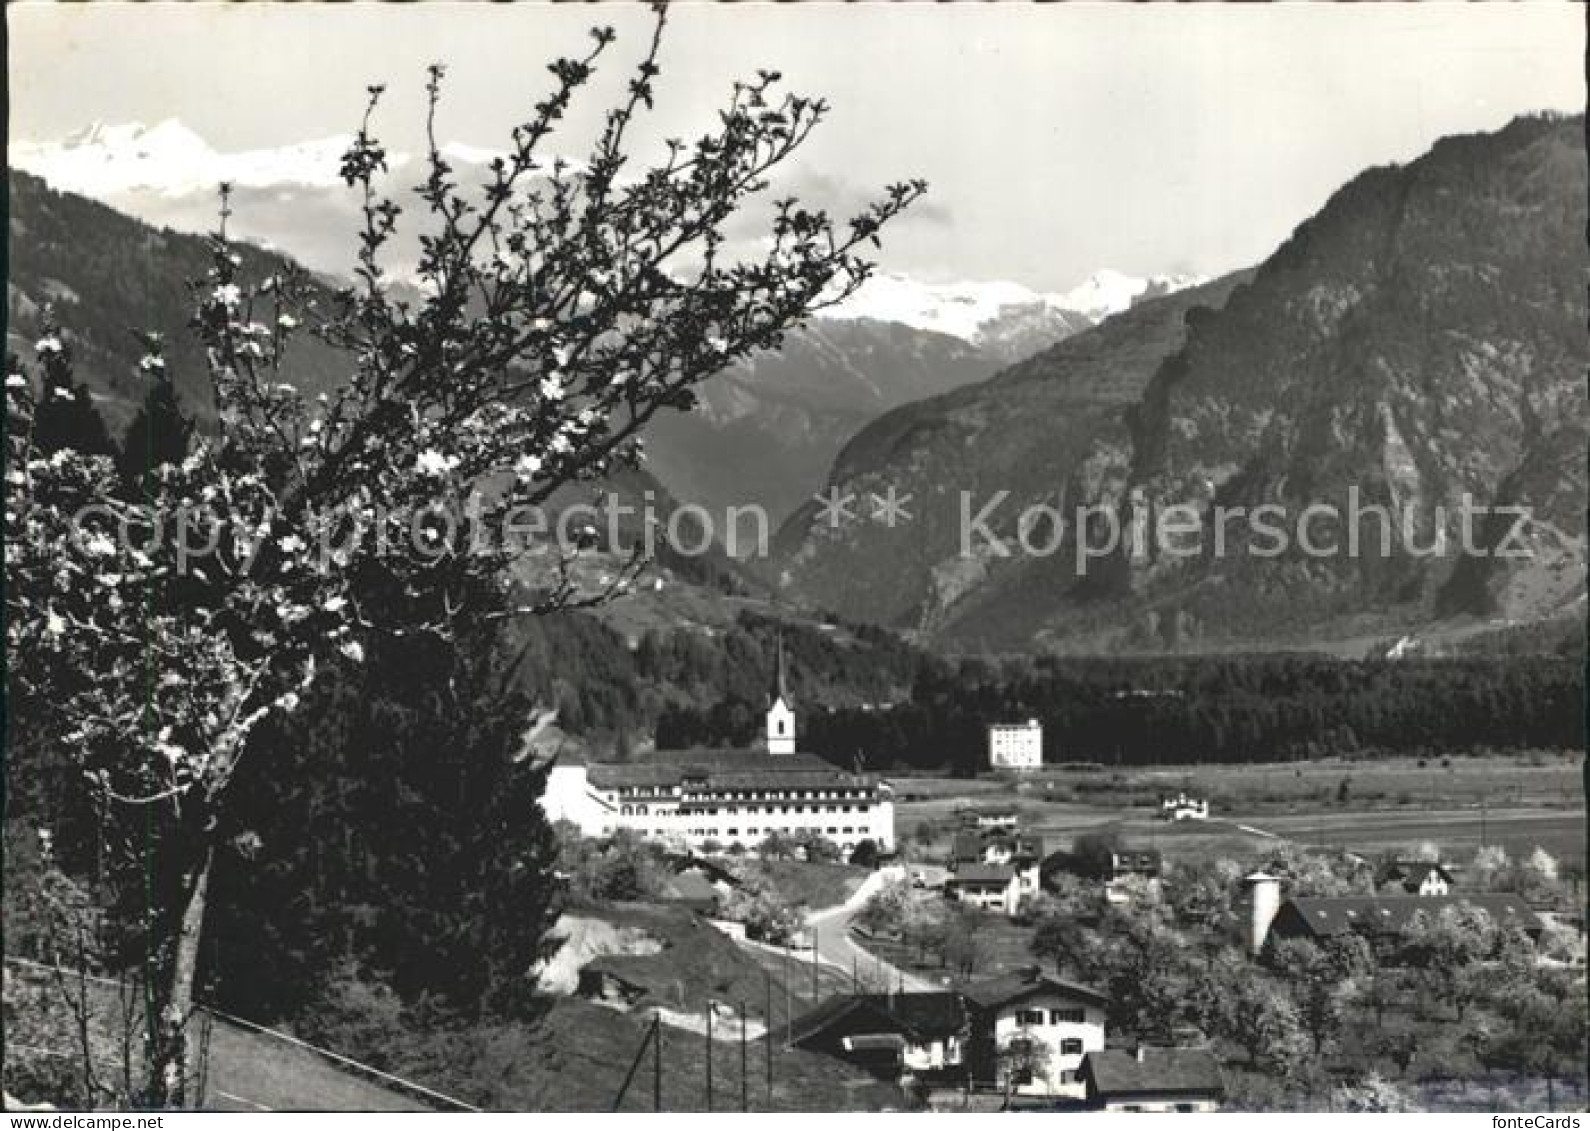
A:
805 867 943 994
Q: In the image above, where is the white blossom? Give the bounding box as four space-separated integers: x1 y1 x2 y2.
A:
340 641 365 663
277 313 299 330
213 284 243 308
35 336 63 356
415 449 459 477
540 375 565 401
6 373 27 389
83 533 117 558
278 535 306 554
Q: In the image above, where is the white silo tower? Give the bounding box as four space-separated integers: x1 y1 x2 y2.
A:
1241 871 1282 955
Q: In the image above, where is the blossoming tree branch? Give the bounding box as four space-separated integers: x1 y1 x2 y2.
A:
4 3 923 1105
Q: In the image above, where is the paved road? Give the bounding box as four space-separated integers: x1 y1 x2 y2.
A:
805 868 943 994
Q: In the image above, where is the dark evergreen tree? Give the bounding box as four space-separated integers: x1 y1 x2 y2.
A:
27 325 115 459
118 346 193 493
204 617 563 1023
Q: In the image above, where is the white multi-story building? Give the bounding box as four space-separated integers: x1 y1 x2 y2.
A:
541 640 894 854
988 719 1043 771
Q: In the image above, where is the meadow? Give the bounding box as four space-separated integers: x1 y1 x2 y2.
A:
893 752 1586 866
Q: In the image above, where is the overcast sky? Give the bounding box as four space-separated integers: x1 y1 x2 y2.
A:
11 1 1585 289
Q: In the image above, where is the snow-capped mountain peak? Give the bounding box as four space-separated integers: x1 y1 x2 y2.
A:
827 269 1206 351
10 119 390 198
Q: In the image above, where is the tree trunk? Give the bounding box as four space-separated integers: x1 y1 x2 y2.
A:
153 847 214 1108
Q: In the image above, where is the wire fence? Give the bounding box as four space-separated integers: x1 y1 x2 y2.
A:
4 956 477 1113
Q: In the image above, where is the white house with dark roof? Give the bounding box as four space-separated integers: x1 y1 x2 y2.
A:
962 968 1109 1098
541 642 894 853
947 864 1023 916
1380 860 1454 896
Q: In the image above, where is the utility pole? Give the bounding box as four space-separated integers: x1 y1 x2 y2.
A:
653 1016 662 1112
783 942 792 1042
765 971 773 1109
852 954 858 993
706 1002 714 1112
811 930 819 1003
740 999 749 1113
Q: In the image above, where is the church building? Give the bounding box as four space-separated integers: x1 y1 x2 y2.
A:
541 638 895 854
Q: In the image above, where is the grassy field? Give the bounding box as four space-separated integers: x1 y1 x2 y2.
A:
201 1017 435 1112
417 899 902 1111
453 997 902 1111
893 753 1587 866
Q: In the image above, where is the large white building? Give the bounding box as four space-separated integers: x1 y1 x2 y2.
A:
542 641 894 854
988 719 1043 771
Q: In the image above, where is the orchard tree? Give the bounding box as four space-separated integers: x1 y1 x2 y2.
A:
1224 978 1311 1081
4 3 923 1106
1268 934 1372 1053
1401 904 1497 1021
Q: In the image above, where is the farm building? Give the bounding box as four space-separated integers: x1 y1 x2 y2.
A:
786 992 969 1082
1262 893 1544 951
1079 1047 1225 1112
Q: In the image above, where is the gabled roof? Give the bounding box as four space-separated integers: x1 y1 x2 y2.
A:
950 864 1017 886
787 992 967 1047
1277 894 1542 938
951 832 984 862
1081 1048 1224 1099
961 968 1108 1011
1381 861 1454 892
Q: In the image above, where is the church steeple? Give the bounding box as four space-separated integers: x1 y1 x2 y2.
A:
772 632 793 705
765 631 796 755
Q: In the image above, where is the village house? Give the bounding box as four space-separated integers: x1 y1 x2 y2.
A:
1078 1047 1226 1112
962 967 1109 1099
947 864 1024 917
541 643 894 855
949 831 1043 907
1379 860 1454 896
958 806 1021 832
1159 793 1209 821
786 992 969 1083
